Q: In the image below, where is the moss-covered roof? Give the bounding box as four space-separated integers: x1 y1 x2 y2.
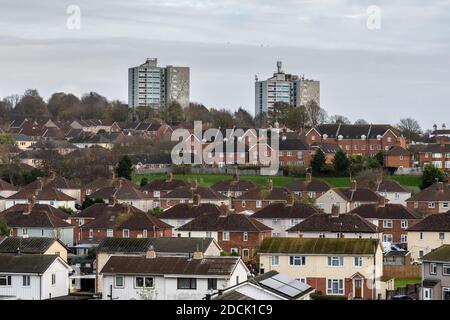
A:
258 237 379 255
422 245 450 262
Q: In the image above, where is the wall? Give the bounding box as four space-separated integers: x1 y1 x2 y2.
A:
407 231 450 261
383 265 420 279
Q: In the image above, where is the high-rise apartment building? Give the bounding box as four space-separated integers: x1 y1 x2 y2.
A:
255 61 320 116
128 58 190 110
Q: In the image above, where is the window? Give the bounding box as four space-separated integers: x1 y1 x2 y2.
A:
327 256 344 267
51 274 56 285
430 263 437 275
383 220 393 228
383 234 393 243
22 275 30 287
222 232 230 241
420 232 424 240
401 234 408 243
354 257 363 267
207 278 217 290
443 264 450 276
143 229 148 238
444 202 449 209
423 288 431 300
0 275 11 286
327 279 344 295
291 218 300 226
272 218 281 225
177 278 197 289
439 232 445 240
395 192 400 199
123 229 130 238
419 250 424 258
206 231 212 238
289 256 306 266
429 202 436 209
135 276 154 288
242 249 249 257
401 220 408 229
271 256 279 266
153 190 160 198
115 275 124 288
241 201 246 208
256 200 262 208
414 202 419 209
89 229 93 238
106 229 113 237
243 232 248 241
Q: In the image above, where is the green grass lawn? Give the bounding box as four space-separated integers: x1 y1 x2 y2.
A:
388 175 422 193
133 173 418 190
394 278 421 290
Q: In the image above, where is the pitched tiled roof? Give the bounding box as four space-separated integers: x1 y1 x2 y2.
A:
279 138 309 151
406 182 450 202
9 186 76 201
0 254 61 273
161 186 228 200
376 180 409 193
76 203 137 218
0 237 64 254
258 237 379 255
286 213 378 233
89 183 148 200
177 213 272 232
0 204 71 228
47 176 81 189
101 256 240 276
422 245 450 262
159 203 223 219
315 124 400 140
236 187 292 201
331 188 382 203
350 203 418 219
286 178 331 193
211 179 257 193
96 237 215 254
407 212 450 232
140 178 188 192
385 146 412 156
0 179 18 191
252 202 319 219
81 205 172 230
84 177 115 191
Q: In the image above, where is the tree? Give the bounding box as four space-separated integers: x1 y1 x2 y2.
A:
184 103 212 127
311 149 326 175
80 92 109 119
81 197 105 210
14 89 48 117
165 102 184 126
421 164 446 190
354 119 368 125
375 151 385 167
233 107 254 128
47 92 81 120
329 115 351 124
0 217 9 236
286 105 309 130
333 149 351 174
209 108 234 128
148 207 163 217
397 118 422 142
140 177 149 187
0 134 16 145
267 102 291 126
116 155 133 180
356 169 383 190
306 100 327 127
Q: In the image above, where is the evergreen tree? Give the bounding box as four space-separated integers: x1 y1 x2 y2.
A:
311 149 326 175
421 164 446 190
116 155 133 180
333 149 351 174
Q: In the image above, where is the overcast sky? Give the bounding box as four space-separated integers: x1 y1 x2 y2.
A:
0 0 449 129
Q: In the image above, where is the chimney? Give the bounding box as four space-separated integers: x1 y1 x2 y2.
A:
193 251 204 260
351 180 357 191
220 203 229 216
267 179 273 191
379 196 386 207
146 246 156 259
108 196 117 206
37 179 44 191
286 193 294 206
331 205 340 217
166 172 173 182
190 179 198 190
114 179 123 189
232 173 239 182
443 123 446 130
193 194 201 206
306 172 312 183
433 124 438 131
49 171 56 180
125 203 131 214
437 182 444 192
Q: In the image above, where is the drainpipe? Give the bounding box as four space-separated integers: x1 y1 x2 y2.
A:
373 242 377 300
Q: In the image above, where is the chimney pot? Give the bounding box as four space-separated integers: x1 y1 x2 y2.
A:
146 247 156 259
351 180 357 191
306 172 312 183
379 196 386 207
286 193 294 206
108 196 117 206
233 173 239 182
193 251 204 260
166 172 173 182
191 180 198 190
331 205 340 217
267 179 273 191
193 194 201 206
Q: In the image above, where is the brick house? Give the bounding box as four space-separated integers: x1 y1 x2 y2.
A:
258 237 386 299
79 203 172 242
350 197 421 244
420 245 450 300
252 196 319 237
211 174 257 198
232 181 293 213
140 173 188 208
159 182 230 209
277 136 312 167
286 173 331 199
411 140 450 171
176 212 272 261
305 124 406 156
406 182 450 216
384 146 413 169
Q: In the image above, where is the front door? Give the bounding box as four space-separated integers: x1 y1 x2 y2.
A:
354 278 362 298
423 288 431 300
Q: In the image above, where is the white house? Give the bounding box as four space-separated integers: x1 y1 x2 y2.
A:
5 187 76 211
376 180 411 206
0 254 72 300
100 252 249 300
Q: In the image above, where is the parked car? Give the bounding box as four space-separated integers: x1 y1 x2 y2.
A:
390 295 415 300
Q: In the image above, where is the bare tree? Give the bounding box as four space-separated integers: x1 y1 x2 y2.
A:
396 118 422 142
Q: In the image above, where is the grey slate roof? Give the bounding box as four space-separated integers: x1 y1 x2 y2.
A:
0 237 64 254
0 253 59 273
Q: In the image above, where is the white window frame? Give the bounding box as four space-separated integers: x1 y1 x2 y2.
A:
443 264 450 276
327 279 344 295
354 256 363 267
123 229 130 238
271 256 279 266
0 275 12 286
289 256 306 266
222 231 230 241
243 232 248 241
439 232 445 240
106 229 113 237
51 274 56 286
134 276 154 289
114 275 125 288
256 200 262 208
383 220 393 228
430 263 437 275
22 275 31 287
327 256 344 267
401 220 408 229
